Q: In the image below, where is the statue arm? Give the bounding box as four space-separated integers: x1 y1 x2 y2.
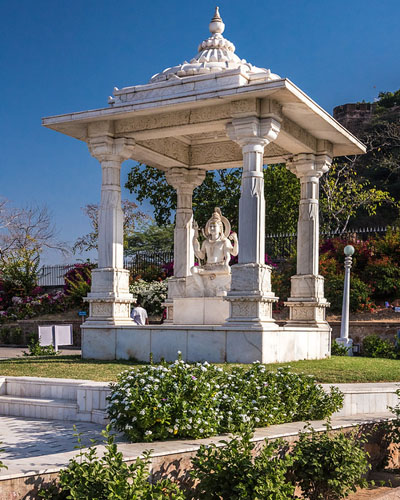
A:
193 236 206 260
229 232 239 257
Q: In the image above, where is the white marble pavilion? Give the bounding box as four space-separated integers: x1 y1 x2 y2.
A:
43 8 365 363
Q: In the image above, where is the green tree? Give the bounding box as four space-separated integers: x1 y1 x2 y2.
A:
125 164 299 234
320 162 394 233
125 223 174 254
337 89 400 227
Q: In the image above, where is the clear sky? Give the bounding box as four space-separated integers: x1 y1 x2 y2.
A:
1 0 399 264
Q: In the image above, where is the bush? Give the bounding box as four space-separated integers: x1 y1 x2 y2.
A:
331 341 350 356
324 274 374 313
362 334 396 359
362 257 400 300
38 426 184 499
291 423 370 500
129 279 168 316
107 358 343 443
64 263 95 307
190 430 294 500
23 339 58 356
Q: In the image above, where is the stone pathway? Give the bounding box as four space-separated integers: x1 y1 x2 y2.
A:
0 416 112 476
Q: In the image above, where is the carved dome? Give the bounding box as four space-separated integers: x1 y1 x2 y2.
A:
150 7 280 83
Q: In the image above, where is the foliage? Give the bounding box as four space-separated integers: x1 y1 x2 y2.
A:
38 425 184 499
320 163 393 233
190 430 294 500
376 89 400 109
338 89 400 227
130 263 169 282
264 164 300 234
324 273 374 313
126 224 174 254
126 164 300 234
0 326 24 344
362 335 397 359
0 290 67 324
318 232 400 311
386 389 400 455
0 443 7 473
331 341 350 356
107 358 343 443
129 279 168 316
291 422 370 500
0 248 40 304
23 339 58 357
73 201 148 254
64 263 96 307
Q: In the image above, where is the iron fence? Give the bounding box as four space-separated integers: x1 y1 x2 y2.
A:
37 264 76 287
124 251 174 277
38 227 399 286
265 226 399 261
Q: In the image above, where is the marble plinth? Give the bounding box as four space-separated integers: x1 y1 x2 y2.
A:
81 323 331 363
173 297 229 325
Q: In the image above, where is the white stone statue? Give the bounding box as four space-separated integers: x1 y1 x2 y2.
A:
191 208 238 295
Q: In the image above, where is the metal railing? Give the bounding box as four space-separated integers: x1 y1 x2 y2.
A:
124 251 174 277
37 264 76 287
265 226 399 260
38 227 399 286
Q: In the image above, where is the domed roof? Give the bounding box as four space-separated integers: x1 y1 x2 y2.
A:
150 7 280 83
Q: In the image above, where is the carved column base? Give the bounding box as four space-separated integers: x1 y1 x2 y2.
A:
224 296 279 328
162 300 174 324
284 300 330 326
84 268 134 325
225 263 279 328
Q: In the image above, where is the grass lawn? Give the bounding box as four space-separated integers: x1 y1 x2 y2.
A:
0 355 400 383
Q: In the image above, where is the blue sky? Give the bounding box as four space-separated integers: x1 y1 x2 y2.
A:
1 0 399 264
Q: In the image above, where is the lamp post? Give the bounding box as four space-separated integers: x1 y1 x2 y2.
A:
336 245 355 356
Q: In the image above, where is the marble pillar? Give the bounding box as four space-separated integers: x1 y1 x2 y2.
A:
164 167 206 320
285 153 332 325
225 116 281 327
84 136 136 325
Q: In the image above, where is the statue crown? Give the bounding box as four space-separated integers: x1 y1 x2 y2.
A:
209 207 223 224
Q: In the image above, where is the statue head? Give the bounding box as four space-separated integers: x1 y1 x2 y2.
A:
204 207 231 241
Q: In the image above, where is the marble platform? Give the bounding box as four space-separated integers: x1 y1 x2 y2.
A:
81 323 330 363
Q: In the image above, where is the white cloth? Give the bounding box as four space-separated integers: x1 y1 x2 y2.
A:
131 306 148 325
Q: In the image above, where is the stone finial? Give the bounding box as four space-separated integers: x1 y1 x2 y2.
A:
209 6 225 34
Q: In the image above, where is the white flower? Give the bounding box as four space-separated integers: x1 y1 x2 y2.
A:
139 409 146 415
145 430 152 436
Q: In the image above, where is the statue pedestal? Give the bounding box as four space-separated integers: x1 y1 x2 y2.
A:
173 297 229 325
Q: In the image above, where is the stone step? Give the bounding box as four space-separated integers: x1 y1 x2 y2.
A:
0 395 79 421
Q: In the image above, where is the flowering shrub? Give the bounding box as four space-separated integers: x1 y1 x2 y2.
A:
107 357 343 443
318 230 400 310
0 290 67 323
64 263 95 307
129 279 168 316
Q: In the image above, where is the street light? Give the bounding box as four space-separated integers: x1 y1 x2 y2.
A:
335 244 355 356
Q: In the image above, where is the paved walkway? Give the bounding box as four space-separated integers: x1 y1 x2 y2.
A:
0 347 81 360
0 416 112 476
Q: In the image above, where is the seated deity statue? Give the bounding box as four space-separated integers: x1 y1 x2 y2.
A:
190 208 238 295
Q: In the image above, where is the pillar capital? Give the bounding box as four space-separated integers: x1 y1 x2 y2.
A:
165 167 206 194
226 116 281 149
88 136 136 163
287 153 332 180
